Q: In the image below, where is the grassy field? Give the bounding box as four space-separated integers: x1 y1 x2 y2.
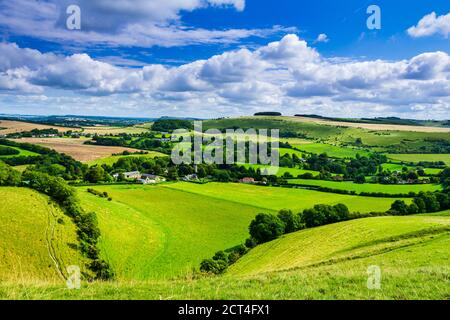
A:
0 145 40 158
0 187 86 283
15 138 143 162
162 182 405 213
228 214 450 277
1 212 448 300
293 143 371 158
78 185 266 280
202 117 450 150
387 154 450 164
381 163 443 175
87 151 168 166
76 182 402 280
287 179 442 194
239 163 322 177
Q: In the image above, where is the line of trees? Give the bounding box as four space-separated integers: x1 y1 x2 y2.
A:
200 204 351 275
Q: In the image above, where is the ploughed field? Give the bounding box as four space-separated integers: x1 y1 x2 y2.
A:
13 138 144 162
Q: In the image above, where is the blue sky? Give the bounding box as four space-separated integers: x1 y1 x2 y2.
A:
0 0 449 119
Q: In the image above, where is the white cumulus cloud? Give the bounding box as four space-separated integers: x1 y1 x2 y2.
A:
408 12 450 38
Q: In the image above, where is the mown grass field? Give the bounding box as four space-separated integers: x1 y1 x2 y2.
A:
162 182 405 213
387 154 450 165
0 187 86 283
1 212 448 300
87 151 168 166
287 179 442 194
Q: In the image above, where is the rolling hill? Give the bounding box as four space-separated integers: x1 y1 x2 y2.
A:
1 211 448 299
0 187 87 283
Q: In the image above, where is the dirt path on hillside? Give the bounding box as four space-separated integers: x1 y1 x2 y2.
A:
45 205 66 281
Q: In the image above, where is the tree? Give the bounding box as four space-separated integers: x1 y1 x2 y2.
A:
301 207 326 228
440 168 450 187
0 161 21 186
355 174 366 184
85 166 107 183
407 203 419 214
333 203 350 221
390 200 409 215
277 209 301 233
249 213 285 244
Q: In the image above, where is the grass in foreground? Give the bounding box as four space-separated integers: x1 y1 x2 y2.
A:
1 213 448 300
0 187 86 282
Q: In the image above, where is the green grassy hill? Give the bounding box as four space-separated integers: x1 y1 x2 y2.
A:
2 211 448 299
86 151 168 167
228 214 450 277
77 182 404 280
0 187 86 283
77 184 267 280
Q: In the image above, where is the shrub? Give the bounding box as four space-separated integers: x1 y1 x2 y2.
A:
249 213 285 244
0 161 21 186
389 200 409 215
277 209 302 233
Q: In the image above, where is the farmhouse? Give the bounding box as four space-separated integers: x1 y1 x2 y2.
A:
239 177 256 184
112 171 166 184
123 171 142 179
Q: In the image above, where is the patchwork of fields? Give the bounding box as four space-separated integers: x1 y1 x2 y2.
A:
0 116 449 300
0 120 77 135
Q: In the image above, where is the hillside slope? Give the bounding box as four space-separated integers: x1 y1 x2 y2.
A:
1 212 448 299
77 185 268 280
0 187 86 283
228 214 450 277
